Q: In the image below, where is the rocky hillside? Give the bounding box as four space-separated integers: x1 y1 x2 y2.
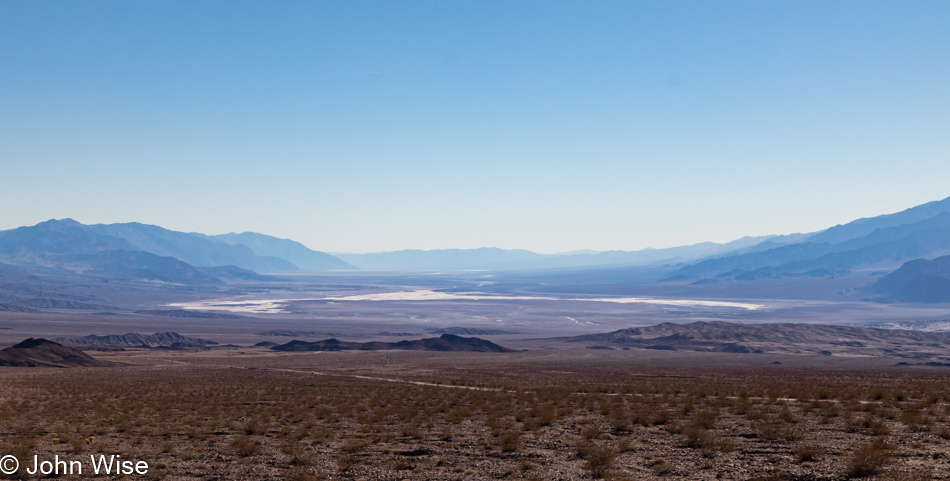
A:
53 332 215 348
562 321 950 359
272 334 513 352
0 338 110 367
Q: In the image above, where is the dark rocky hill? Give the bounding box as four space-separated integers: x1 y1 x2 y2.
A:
53 332 215 348
0 338 110 367
272 334 513 353
561 321 950 358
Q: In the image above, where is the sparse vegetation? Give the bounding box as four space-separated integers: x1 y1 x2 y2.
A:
2 349 950 479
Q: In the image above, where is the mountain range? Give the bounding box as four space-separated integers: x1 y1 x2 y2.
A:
334 235 789 271
665 196 950 281
204 232 353 271
0 219 354 284
2 195 950 296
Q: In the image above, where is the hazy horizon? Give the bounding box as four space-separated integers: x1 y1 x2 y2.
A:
3 1 948 253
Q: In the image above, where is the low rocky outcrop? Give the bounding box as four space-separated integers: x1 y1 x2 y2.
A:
272 334 513 353
0 338 111 367
53 332 215 349
561 321 950 358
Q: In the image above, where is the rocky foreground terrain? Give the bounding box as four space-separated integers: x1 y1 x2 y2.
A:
3 341 950 480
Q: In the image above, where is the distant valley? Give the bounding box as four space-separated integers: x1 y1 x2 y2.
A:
2 196 950 348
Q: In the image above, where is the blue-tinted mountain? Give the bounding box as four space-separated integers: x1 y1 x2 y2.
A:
75 250 222 284
335 236 782 272
0 219 135 265
206 232 354 271
807 196 950 245
197 265 279 281
0 219 260 284
870 255 950 303
0 220 217 283
667 202 950 280
336 248 548 271
86 222 298 273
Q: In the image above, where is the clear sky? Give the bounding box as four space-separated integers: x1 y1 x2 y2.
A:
1 1 949 254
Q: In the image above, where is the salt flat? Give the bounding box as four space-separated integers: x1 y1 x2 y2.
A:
169 289 764 314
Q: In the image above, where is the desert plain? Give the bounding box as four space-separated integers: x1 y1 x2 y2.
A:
2 271 950 480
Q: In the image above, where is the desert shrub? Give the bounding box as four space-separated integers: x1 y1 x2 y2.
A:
581 424 602 440
683 424 706 448
791 443 822 462
576 439 617 479
340 437 373 454
778 405 797 423
682 424 735 457
690 408 719 429
845 439 891 478
232 434 259 457
498 429 521 452
400 420 423 438
732 397 751 415
336 453 357 473
652 408 671 425
244 418 265 435
746 408 768 422
650 457 673 475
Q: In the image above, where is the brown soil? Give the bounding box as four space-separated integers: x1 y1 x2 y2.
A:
2 346 950 480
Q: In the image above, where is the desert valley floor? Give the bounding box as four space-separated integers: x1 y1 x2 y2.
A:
3 272 950 480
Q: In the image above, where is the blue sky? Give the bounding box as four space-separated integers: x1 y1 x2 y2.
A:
2 1 949 253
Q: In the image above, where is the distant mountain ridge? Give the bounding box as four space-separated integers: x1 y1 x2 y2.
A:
206 232 354 271
335 235 786 272
0 219 352 284
870 255 950 303
4 195 950 278
87 222 298 272
807 197 950 245
666 196 950 281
